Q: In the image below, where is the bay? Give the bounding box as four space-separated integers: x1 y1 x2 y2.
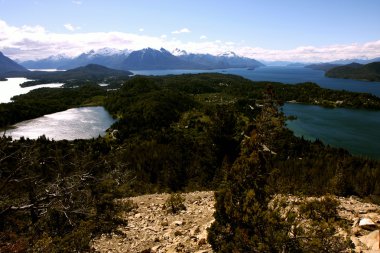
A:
4 106 115 140
283 103 380 159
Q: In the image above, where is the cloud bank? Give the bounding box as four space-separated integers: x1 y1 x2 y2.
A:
0 20 379 62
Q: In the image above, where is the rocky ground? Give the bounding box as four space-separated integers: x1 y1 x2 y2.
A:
92 192 380 253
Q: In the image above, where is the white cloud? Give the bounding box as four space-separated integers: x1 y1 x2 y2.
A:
64 23 80 31
72 0 82 5
139 28 144 32
0 19 380 62
171 28 191 34
200 35 207 40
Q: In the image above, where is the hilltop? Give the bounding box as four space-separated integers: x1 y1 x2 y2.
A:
326 62 380 82
92 191 380 252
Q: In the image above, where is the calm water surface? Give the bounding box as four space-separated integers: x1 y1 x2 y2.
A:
0 78 63 103
4 107 115 140
283 103 380 159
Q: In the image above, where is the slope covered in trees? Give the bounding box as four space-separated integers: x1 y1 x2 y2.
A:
326 62 380 82
1 73 380 251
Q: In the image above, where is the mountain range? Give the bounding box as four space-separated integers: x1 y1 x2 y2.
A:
19 48 265 70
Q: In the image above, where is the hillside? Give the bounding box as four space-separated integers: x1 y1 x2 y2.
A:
2 74 380 251
92 191 380 252
326 62 380 81
0 52 28 75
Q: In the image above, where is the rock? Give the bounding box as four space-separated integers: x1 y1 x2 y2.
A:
359 230 380 250
135 213 142 218
359 218 377 231
174 230 183 236
190 226 201 236
151 245 161 252
161 220 169 226
352 217 360 227
198 238 207 246
352 226 362 236
173 220 183 226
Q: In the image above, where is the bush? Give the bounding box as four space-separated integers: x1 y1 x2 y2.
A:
165 193 186 214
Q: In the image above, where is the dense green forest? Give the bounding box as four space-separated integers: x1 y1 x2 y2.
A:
1 73 380 251
326 62 380 81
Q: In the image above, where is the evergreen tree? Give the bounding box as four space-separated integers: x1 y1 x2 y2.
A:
208 94 290 252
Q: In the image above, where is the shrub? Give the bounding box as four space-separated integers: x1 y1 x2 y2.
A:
165 193 186 214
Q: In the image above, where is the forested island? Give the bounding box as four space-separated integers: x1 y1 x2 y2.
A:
1 73 380 251
326 62 380 82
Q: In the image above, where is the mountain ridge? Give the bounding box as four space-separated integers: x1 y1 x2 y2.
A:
19 47 265 70
0 52 29 76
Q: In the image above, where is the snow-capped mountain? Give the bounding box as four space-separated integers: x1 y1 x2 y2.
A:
122 48 203 70
19 47 264 70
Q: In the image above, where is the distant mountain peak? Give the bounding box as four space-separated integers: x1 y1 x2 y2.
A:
218 51 238 58
172 48 188 56
0 51 28 75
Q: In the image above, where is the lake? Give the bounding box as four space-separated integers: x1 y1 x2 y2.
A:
4 106 115 140
0 78 63 103
283 103 380 159
132 66 380 97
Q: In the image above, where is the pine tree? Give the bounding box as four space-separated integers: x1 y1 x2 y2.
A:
208 92 290 252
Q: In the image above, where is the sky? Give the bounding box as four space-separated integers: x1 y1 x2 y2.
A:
1 0 380 62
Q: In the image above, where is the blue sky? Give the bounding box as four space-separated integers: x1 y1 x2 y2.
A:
1 0 380 61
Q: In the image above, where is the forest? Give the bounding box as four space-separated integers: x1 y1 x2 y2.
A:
326 62 380 82
1 73 380 251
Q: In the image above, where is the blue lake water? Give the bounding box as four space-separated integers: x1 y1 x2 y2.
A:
282 103 380 159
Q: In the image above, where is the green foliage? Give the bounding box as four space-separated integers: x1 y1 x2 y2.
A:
1 73 380 251
292 197 353 252
299 196 339 221
165 193 186 214
326 62 380 82
208 100 291 252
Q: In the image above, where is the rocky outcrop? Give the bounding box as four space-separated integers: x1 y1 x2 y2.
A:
92 191 214 253
91 192 380 253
